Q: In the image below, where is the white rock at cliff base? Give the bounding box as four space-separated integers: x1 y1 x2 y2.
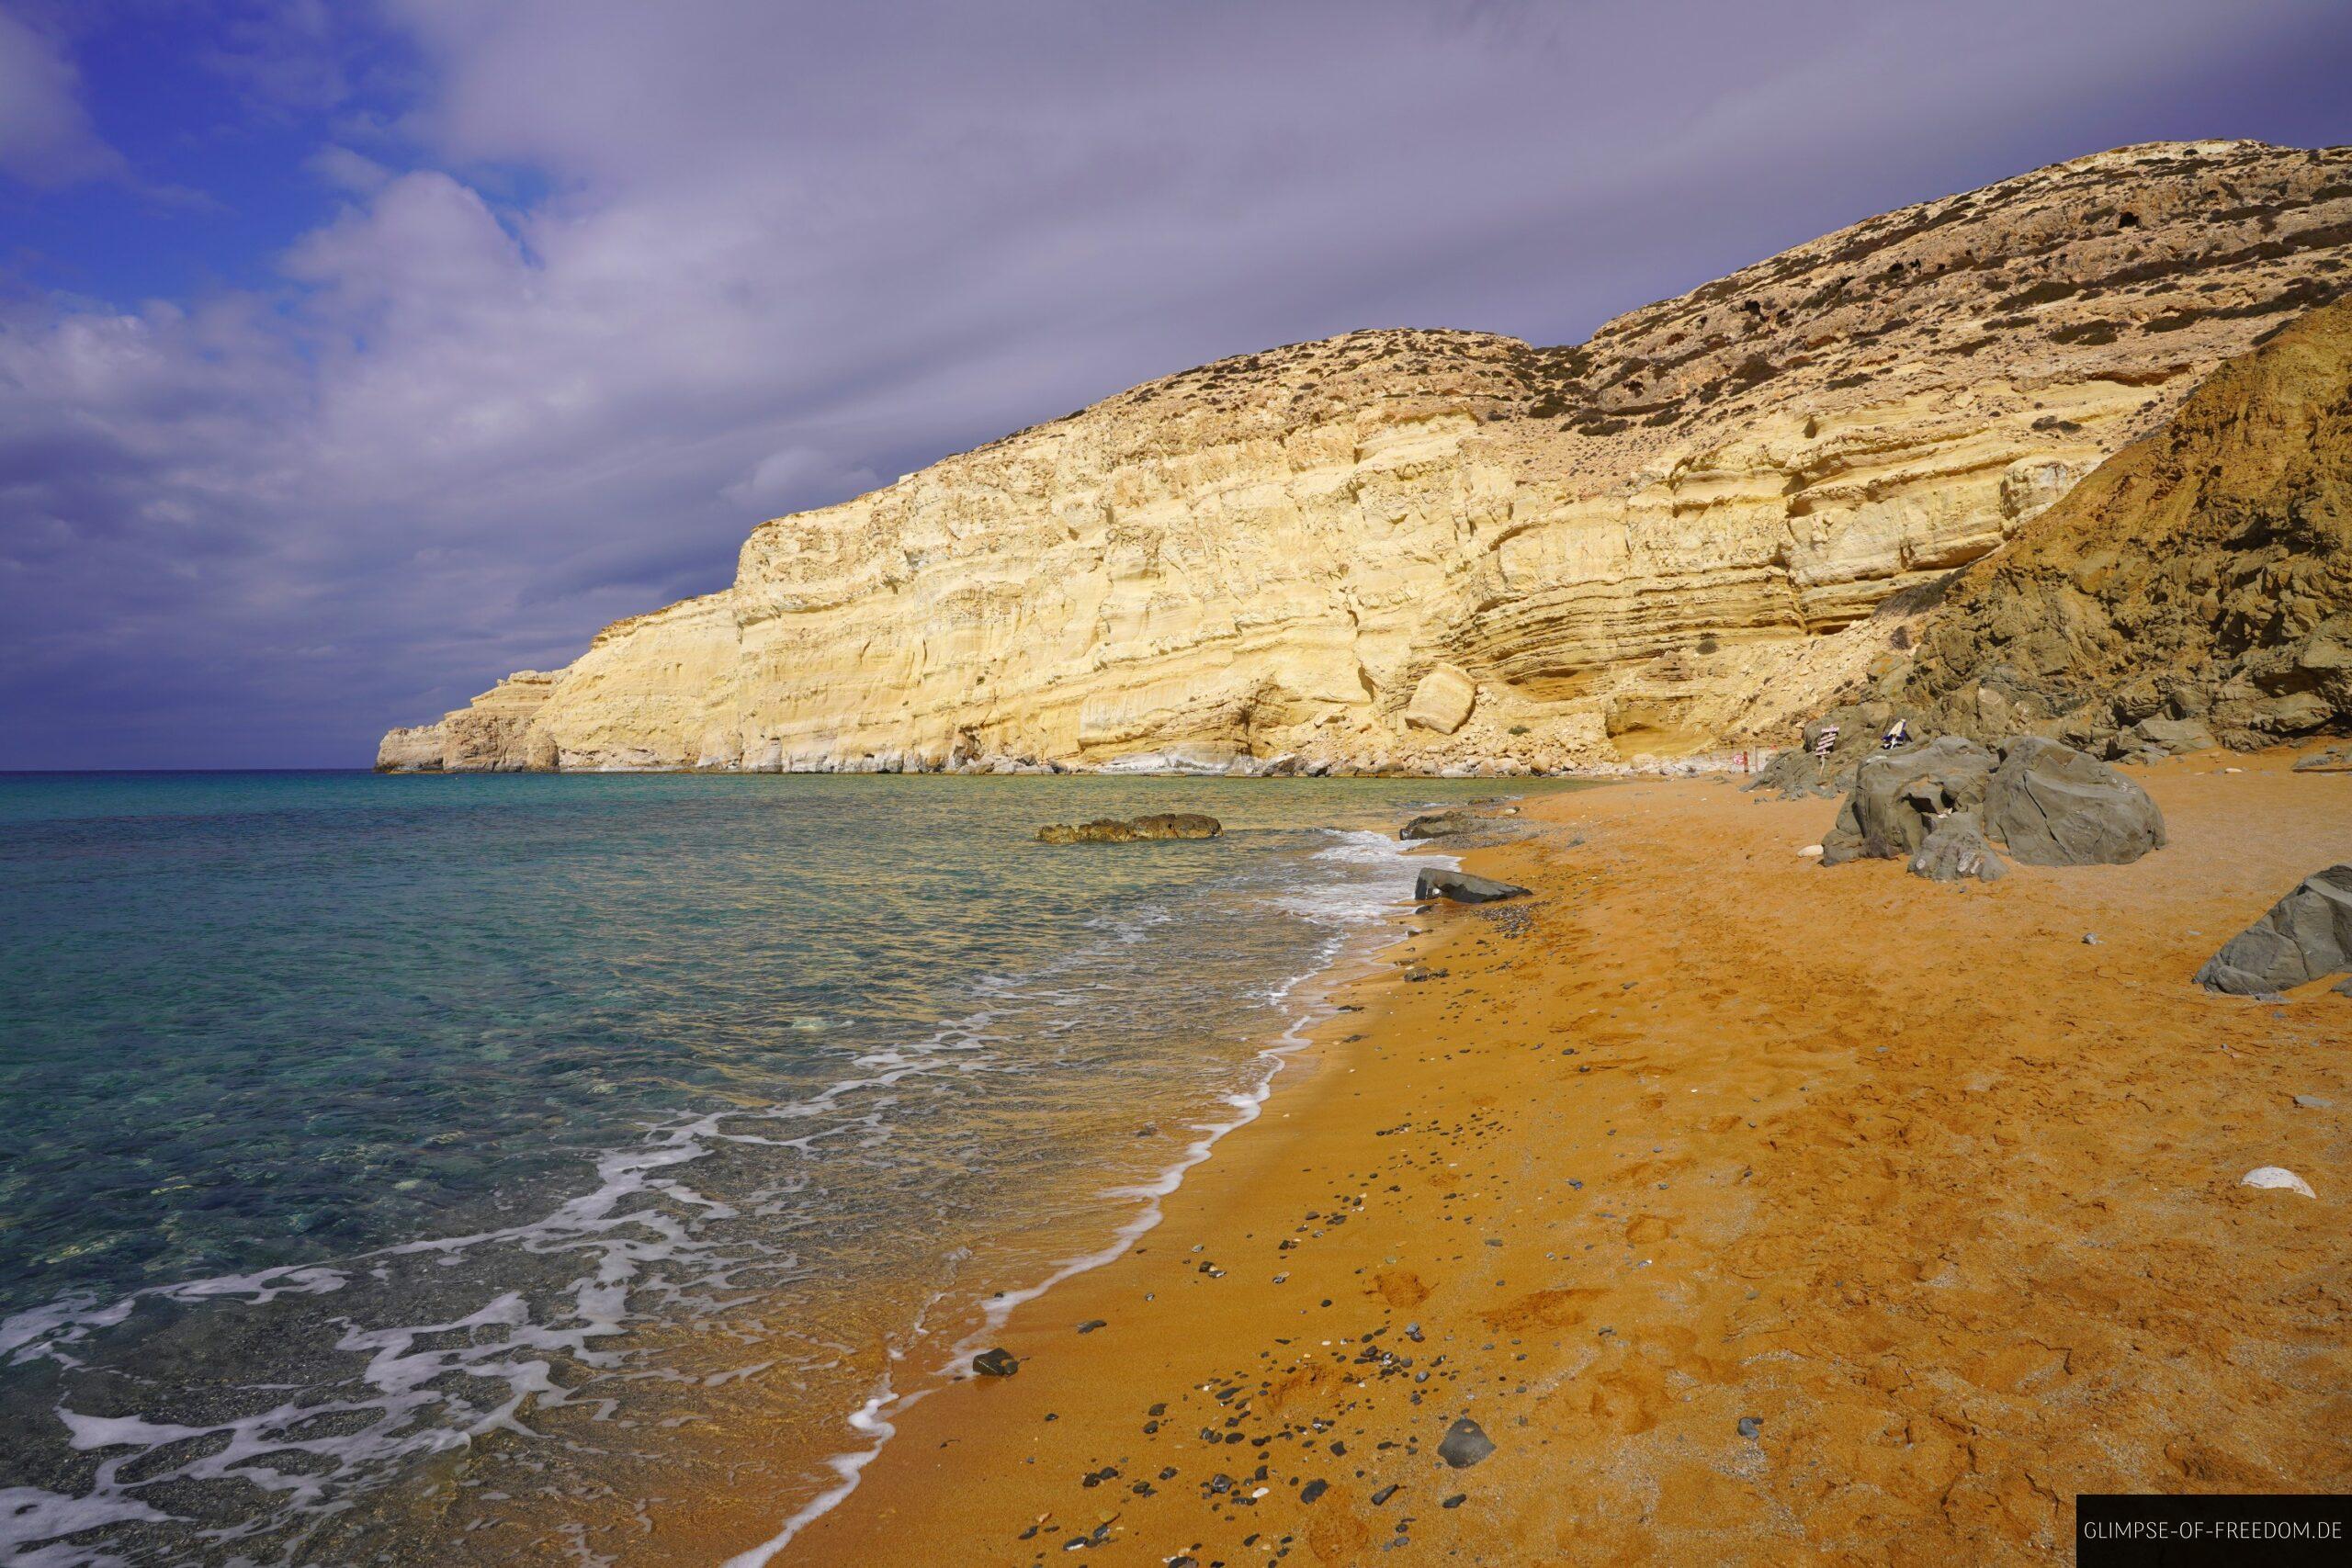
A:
1405 665 1476 735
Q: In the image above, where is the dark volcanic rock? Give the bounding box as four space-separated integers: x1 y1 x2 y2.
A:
1907 817 2008 883
1438 1416 1495 1469
2194 864 2352 995
1401 810 1477 840
1820 736 2161 872
2111 715 2218 761
1819 737 1996 865
1743 747 1847 801
1414 868 1531 904
1983 738 2165 866
970 1348 1019 1377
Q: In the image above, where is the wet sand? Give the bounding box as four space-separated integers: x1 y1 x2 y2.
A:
681 750 2351 1565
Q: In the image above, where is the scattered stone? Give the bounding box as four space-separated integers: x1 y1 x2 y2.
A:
1415 869 1530 904
1076 1320 1106 1334
2083 932 2100 945
1401 810 1477 840
1371 1484 1400 1506
2292 1094 2334 1110
2240 1166 2317 1199
972 1348 1020 1377
2292 745 2352 773
1736 1416 1764 1440
1797 844 1824 858
1437 1417 1495 1469
2194 864 2352 995
1442 1494 1467 1509
1299 1480 1328 1504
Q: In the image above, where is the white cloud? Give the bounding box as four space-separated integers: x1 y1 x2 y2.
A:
1 0 2343 764
0 6 122 186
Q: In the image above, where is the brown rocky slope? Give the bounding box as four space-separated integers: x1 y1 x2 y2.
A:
379 141 2352 773
1895 293 2352 751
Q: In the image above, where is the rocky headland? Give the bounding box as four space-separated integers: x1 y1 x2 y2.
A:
379 141 2352 776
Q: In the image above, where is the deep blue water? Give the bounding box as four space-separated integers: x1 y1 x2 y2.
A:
0 770 1544 1565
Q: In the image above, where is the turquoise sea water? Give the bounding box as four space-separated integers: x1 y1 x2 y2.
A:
0 771 1547 1565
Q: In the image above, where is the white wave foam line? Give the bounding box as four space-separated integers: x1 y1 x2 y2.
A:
0 1011 1012 1564
718 824 1436 1566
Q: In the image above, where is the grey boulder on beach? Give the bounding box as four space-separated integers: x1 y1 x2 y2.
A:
1819 735 2164 882
2194 864 2352 995
1415 868 1531 904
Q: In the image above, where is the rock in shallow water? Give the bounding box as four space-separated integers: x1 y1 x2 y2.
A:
970 1348 1019 1377
1414 869 1531 904
1036 813 1221 844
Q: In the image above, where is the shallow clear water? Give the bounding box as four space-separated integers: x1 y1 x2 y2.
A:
0 771 1554 1565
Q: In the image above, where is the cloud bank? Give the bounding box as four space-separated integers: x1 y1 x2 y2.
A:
2 0 2347 766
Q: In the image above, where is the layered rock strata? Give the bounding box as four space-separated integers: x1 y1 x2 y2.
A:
379 141 2352 774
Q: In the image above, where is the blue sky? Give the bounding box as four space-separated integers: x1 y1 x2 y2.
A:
3 0 2350 768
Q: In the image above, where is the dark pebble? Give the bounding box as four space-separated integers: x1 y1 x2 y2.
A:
1438 1416 1494 1469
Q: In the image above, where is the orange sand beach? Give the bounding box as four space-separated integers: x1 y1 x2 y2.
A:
679 750 2351 1566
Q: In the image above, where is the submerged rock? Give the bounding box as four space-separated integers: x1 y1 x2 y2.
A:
2194 864 2352 995
1414 869 1531 904
1036 813 1221 844
1401 810 1477 840
1131 812 1222 840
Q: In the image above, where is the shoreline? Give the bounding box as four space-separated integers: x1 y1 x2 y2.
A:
716 820 1478 1566
666 746 2351 1566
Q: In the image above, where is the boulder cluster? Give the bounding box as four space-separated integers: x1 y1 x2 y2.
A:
1819 735 2165 884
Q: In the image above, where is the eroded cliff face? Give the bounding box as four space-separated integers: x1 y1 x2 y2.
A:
1896 295 2352 750
379 140 2352 774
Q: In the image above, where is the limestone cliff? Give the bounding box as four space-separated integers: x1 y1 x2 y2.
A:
1895 294 2352 750
379 140 2352 774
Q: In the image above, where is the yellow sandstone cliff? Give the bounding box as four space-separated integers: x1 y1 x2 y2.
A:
380 141 2352 773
